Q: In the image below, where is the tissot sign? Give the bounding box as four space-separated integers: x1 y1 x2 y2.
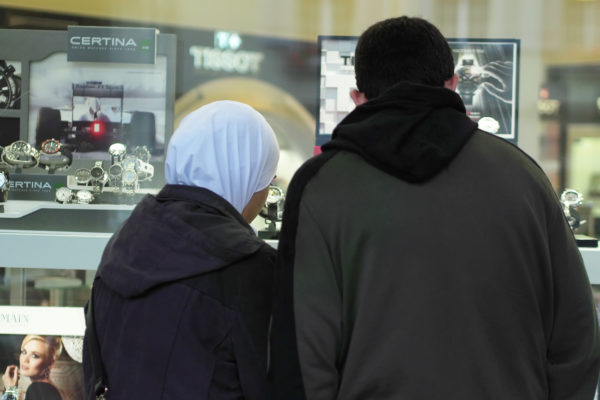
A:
67 26 157 64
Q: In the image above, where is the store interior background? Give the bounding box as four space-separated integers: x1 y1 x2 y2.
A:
0 0 600 307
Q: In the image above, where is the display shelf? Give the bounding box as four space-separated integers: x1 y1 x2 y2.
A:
0 229 111 270
0 200 135 219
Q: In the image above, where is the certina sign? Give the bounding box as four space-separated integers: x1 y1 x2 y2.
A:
9 173 67 201
70 36 138 47
68 26 157 64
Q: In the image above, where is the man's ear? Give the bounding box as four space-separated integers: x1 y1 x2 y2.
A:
350 89 368 106
444 74 459 91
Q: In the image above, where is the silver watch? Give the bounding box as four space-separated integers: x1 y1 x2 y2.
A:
108 143 127 164
55 187 73 204
1 140 39 168
75 190 94 204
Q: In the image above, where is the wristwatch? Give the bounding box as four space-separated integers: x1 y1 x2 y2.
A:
75 190 94 204
0 60 20 110
121 156 139 172
1 140 39 168
0 167 9 202
90 161 106 183
136 160 154 182
260 185 285 222
108 163 123 187
121 169 138 194
108 143 127 164
561 189 583 209
39 139 72 171
40 138 61 154
131 145 151 163
74 168 92 185
55 186 73 204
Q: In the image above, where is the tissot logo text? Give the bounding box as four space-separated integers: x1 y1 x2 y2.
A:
70 36 138 47
9 180 52 191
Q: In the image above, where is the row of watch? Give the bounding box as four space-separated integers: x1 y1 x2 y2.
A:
55 187 95 204
1 139 72 171
71 144 154 195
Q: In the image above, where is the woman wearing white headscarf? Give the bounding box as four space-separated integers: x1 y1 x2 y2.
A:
83 101 280 400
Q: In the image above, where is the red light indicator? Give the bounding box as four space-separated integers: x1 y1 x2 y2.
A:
91 121 103 136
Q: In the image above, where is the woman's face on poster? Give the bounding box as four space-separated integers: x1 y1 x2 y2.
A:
19 340 50 379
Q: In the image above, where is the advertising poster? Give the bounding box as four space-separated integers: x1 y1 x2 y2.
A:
316 36 520 146
449 39 520 141
0 307 85 400
0 60 21 110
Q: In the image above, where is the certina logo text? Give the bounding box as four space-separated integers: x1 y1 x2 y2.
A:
9 180 52 191
70 36 138 48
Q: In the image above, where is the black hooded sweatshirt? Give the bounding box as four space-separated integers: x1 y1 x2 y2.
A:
269 82 600 400
83 185 276 400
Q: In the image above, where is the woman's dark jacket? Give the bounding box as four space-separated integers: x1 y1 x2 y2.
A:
26 381 62 400
83 185 276 399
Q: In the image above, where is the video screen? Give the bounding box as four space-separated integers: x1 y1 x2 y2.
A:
28 53 168 158
316 36 520 145
72 95 123 123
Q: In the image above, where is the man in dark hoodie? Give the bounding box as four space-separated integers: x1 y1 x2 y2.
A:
83 100 279 399
269 16 600 400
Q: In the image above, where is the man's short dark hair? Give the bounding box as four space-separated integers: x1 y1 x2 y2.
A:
354 16 455 99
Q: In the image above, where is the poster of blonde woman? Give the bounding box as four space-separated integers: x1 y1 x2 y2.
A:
0 307 85 400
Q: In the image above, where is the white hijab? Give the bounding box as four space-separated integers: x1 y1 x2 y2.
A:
165 101 280 214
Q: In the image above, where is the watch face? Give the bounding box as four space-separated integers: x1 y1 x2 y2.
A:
131 146 151 162
561 190 583 207
266 186 284 204
108 143 127 157
11 140 30 154
108 164 123 178
90 166 104 180
41 139 61 154
122 169 138 185
122 156 139 171
75 168 91 184
55 187 72 203
76 190 93 203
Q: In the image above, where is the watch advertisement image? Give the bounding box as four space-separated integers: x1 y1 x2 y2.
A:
0 307 85 400
0 60 21 110
315 36 520 147
449 39 520 142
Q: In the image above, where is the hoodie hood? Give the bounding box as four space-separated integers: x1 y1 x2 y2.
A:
322 81 478 182
97 185 264 298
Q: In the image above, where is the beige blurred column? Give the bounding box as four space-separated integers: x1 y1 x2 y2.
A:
488 0 544 162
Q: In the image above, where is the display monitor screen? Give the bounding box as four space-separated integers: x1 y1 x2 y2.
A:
72 95 123 123
29 53 169 157
316 36 520 146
